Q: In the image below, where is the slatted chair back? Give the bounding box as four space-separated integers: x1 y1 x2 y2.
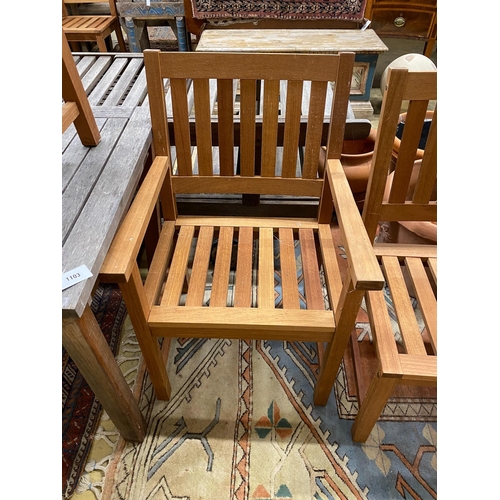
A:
62 31 100 146
144 50 354 206
362 68 437 242
62 0 126 52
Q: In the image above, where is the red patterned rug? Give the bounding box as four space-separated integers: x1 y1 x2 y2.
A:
190 0 368 21
62 284 127 498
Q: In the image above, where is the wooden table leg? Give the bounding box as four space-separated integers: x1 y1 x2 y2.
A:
62 305 146 442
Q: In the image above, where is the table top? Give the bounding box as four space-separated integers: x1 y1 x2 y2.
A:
196 29 388 54
62 53 152 318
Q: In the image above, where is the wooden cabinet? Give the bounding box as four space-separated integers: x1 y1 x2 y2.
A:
364 0 436 57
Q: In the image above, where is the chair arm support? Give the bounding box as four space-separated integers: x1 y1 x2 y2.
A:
100 156 170 283
327 159 385 290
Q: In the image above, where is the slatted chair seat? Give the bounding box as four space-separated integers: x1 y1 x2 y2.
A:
350 67 437 443
100 50 384 404
62 0 126 52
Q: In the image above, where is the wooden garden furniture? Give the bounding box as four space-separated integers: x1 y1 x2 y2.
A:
99 50 385 405
62 31 100 146
350 67 437 442
62 0 126 52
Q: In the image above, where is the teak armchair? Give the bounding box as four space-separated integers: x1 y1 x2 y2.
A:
62 31 100 146
351 67 437 442
100 50 384 406
62 0 126 52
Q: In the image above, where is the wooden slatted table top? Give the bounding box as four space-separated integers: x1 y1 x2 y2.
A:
62 53 152 318
196 29 388 54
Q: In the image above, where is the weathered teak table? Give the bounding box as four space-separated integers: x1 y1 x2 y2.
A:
62 52 153 442
196 29 388 117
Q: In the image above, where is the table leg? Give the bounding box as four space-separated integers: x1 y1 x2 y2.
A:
62 305 146 442
176 17 190 51
124 17 143 53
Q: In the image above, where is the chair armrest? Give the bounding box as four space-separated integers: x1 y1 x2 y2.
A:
100 156 170 283
326 159 385 290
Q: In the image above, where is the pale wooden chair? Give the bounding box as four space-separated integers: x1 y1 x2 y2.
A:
99 50 384 403
62 0 126 53
62 31 100 146
350 67 437 442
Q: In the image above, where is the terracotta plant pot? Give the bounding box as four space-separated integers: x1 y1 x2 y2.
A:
340 128 377 210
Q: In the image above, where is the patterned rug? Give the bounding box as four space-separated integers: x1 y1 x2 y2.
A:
67 224 436 500
62 284 128 498
190 0 368 22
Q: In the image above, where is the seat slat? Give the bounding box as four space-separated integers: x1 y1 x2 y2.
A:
160 225 195 306
210 226 234 307
318 224 343 313
405 257 437 353
302 81 327 179
258 227 275 308
193 79 213 176
281 80 303 179
382 255 427 356
185 226 214 306
261 79 280 177
278 228 300 310
234 227 254 308
299 228 325 310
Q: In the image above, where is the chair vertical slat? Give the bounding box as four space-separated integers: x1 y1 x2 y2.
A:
217 79 235 176
299 228 325 310
239 79 257 177
389 100 429 203
258 227 275 308
261 79 280 177
278 228 300 310
382 255 427 356
185 226 214 306
428 257 437 284
161 225 195 306
193 79 213 176
302 80 327 179
170 78 192 176
234 227 254 308
413 107 437 204
405 257 437 353
282 80 303 178
210 226 234 307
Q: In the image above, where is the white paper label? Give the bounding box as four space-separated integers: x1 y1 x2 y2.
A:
62 265 93 291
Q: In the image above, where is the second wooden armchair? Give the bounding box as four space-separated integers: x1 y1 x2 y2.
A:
100 50 385 406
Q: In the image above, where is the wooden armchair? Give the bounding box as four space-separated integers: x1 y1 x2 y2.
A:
62 31 100 146
350 67 437 442
99 50 384 404
62 0 126 52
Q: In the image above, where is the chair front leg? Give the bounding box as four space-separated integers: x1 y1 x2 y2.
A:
120 264 171 400
314 276 365 405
